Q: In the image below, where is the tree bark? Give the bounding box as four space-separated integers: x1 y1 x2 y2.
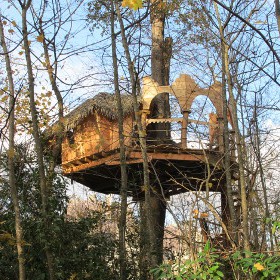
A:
224 45 250 251
40 26 64 165
275 0 280 37
110 2 128 279
148 0 171 142
221 37 238 242
115 3 152 278
21 2 55 279
252 95 273 250
0 15 26 280
214 2 247 249
147 0 171 269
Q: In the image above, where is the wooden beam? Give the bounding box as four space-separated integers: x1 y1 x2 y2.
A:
74 160 84 165
146 118 183 124
106 158 144 166
62 153 121 174
129 151 205 162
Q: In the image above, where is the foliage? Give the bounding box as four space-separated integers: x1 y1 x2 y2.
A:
151 242 280 280
272 220 280 235
0 146 137 280
151 241 224 280
230 250 280 280
52 214 119 280
122 0 143 10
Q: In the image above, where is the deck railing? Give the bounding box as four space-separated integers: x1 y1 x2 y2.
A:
143 116 230 152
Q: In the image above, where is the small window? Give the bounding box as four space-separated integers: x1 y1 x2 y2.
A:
66 129 75 145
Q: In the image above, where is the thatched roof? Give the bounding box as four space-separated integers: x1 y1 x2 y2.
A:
62 92 137 131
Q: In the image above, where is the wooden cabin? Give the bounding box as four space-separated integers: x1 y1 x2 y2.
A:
54 74 236 200
61 92 135 169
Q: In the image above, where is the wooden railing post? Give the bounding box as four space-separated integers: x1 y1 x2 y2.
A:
140 109 150 131
181 110 190 149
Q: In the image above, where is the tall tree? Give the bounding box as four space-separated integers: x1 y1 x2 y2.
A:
0 15 26 280
110 0 128 278
145 0 172 270
114 10 152 280
20 0 55 278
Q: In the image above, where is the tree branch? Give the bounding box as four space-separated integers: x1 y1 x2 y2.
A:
213 0 280 66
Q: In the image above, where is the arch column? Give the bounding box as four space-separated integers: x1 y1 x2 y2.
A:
140 109 150 130
181 109 191 149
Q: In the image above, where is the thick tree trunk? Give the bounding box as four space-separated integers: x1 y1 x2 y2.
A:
0 16 26 280
148 0 171 142
116 0 172 275
146 0 171 269
275 0 280 37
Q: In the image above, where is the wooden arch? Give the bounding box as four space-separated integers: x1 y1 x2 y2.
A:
142 74 223 117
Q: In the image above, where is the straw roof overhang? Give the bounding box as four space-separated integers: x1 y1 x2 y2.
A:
62 92 138 131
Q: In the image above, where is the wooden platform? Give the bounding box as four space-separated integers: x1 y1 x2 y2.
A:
63 144 234 199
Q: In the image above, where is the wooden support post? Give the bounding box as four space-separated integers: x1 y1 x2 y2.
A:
140 109 150 130
181 110 190 149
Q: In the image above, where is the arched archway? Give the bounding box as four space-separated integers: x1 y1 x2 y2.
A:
141 75 225 149
169 94 183 143
187 95 217 149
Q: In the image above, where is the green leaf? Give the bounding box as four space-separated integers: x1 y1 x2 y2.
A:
209 265 219 272
204 240 211 252
216 270 224 277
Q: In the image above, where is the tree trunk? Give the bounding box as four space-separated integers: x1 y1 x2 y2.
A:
0 15 26 280
147 0 171 269
224 45 250 251
40 26 64 166
110 2 128 278
139 201 149 280
252 96 273 250
21 2 55 279
275 0 280 37
214 2 246 249
221 38 238 242
148 0 171 142
115 3 152 278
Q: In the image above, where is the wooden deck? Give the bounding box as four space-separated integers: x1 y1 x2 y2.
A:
63 144 235 199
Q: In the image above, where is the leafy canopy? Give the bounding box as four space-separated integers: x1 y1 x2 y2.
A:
122 0 143 10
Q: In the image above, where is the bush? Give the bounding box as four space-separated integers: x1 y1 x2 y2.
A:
151 242 280 280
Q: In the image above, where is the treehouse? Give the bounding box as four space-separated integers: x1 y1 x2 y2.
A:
57 74 236 200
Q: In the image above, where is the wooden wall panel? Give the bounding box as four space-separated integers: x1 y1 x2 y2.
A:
62 113 133 165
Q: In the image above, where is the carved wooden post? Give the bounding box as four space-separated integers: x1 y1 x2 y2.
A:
140 109 150 130
181 109 190 149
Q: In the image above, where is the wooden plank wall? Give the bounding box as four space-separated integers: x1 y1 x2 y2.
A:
62 112 134 165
